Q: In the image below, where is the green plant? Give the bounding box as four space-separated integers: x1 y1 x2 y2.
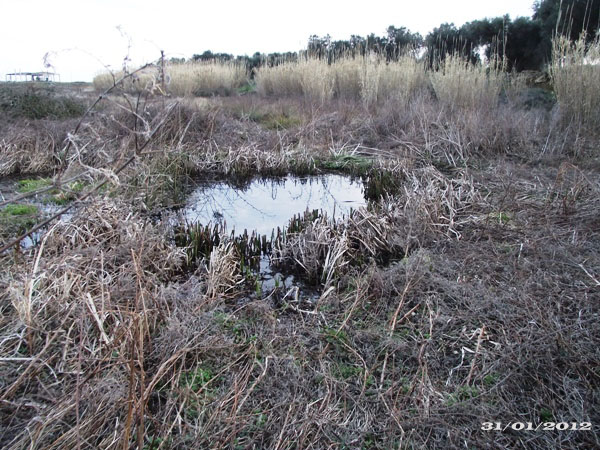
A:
363 169 403 200
237 83 256 94
1 204 39 217
489 211 511 224
16 178 52 193
181 366 214 392
445 385 480 406
321 154 373 174
540 407 553 422
323 326 349 346
0 204 40 238
483 373 500 386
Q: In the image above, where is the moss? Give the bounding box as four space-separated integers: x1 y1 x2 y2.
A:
320 154 373 173
0 203 40 235
17 178 52 193
1 204 39 216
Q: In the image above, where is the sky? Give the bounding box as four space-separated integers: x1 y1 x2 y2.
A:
1 0 536 82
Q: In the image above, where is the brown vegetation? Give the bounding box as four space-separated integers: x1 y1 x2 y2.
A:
1 44 599 449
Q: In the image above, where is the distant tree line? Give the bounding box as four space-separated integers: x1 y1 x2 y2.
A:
180 0 599 72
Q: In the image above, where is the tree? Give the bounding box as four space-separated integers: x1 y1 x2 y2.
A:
385 26 423 59
534 0 600 59
425 23 479 67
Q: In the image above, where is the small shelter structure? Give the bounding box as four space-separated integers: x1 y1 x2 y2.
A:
5 72 60 82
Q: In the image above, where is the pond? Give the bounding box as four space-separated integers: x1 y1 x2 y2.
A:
179 174 368 298
183 174 366 236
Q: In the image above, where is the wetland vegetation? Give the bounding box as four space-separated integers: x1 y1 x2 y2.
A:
1 12 599 450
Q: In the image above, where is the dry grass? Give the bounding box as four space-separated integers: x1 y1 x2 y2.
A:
1 47 600 449
256 54 428 106
551 34 600 136
93 61 247 96
430 54 509 110
92 67 158 93
166 61 247 97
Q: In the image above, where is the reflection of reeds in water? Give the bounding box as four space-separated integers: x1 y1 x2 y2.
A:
174 209 323 272
174 205 399 289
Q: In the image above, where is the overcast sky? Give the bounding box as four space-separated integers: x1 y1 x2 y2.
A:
1 0 536 82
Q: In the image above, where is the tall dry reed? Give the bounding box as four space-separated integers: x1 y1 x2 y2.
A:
430 54 507 110
551 34 600 133
93 60 247 96
255 53 428 105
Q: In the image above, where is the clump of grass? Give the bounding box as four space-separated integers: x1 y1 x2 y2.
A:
320 154 373 173
256 53 428 105
551 34 600 135
258 112 302 130
363 169 403 200
94 61 248 97
16 177 52 193
206 241 244 299
430 54 507 110
167 61 248 97
1 203 39 217
15 178 87 205
92 67 158 92
0 203 40 242
358 53 428 106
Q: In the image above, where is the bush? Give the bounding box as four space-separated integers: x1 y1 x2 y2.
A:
0 86 85 119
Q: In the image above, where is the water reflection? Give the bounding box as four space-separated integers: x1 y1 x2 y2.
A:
184 175 365 235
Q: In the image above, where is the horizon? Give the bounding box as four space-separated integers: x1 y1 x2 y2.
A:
1 0 535 82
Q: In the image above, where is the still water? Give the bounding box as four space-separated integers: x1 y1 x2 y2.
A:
184 174 366 235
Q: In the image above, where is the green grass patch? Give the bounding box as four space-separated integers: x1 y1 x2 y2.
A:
1 204 39 216
445 385 479 406
0 203 40 236
539 407 553 422
363 169 403 200
17 178 52 193
320 154 373 173
488 211 511 225
334 363 363 380
262 114 302 130
237 83 256 95
244 110 302 129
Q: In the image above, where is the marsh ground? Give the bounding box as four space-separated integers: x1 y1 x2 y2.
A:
0 80 598 449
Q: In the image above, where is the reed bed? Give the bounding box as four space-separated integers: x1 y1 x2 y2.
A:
429 54 508 110
93 61 247 96
167 61 247 97
255 54 428 105
551 34 600 135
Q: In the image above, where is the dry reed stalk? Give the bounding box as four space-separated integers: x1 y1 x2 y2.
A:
206 241 243 300
256 53 427 105
551 34 600 136
430 54 506 110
